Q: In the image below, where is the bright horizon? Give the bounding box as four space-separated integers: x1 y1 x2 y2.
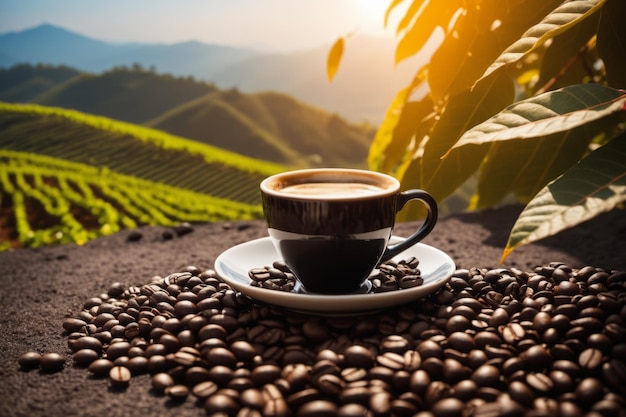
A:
0 0 405 52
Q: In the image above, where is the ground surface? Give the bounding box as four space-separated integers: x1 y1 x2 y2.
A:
0 205 624 417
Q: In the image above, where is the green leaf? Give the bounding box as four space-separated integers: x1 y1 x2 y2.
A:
533 10 600 94
475 0 606 87
597 0 626 87
368 87 409 172
396 72 515 220
385 0 409 29
326 37 344 82
447 84 626 152
472 124 595 208
393 0 425 34
502 131 626 261
394 0 462 64
427 0 562 101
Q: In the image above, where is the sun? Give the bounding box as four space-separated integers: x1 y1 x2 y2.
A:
352 0 390 26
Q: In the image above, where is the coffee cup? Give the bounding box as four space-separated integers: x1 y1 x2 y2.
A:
260 168 438 295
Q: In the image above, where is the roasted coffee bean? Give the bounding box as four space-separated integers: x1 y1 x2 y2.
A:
575 377 605 403
88 358 114 377
425 381 453 407
251 364 281 386
109 366 131 388
18 351 41 369
49 261 626 416
337 403 374 417
71 336 103 353
39 353 65 373
73 348 99 367
525 372 553 393
297 400 338 417
205 393 240 416
191 380 218 399
343 345 375 368
152 372 175 393
471 364 501 388
165 384 189 401
578 347 603 369
431 397 464 417
520 344 552 370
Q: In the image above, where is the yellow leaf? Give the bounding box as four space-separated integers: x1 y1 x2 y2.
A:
327 37 344 82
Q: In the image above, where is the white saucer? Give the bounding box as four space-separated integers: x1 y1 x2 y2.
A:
214 236 455 315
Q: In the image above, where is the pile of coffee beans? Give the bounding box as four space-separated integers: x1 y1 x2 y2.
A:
19 262 626 417
249 257 424 293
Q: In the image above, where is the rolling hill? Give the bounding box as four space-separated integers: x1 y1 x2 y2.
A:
0 24 419 124
0 64 375 167
0 102 286 249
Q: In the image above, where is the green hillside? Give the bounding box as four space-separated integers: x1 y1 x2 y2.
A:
0 65 375 167
30 66 216 123
0 64 81 102
147 91 303 164
0 102 287 250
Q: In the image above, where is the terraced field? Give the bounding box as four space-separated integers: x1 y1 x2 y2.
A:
0 102 287 249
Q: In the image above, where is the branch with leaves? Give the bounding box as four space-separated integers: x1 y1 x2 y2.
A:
329 0 626 261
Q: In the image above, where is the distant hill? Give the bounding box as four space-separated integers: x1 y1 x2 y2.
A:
0 24 419 124
0 64 375 167
0 24 258 83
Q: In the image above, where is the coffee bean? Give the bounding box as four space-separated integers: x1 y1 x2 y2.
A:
297 400 338 417
431 397 464 417
152 372 175 393
71 336 103 354
205 393 240 416
525 372 553 393
18 351 41 369
73 349 99 367
549 369 575 394
337 403 373 417
447 332 475 353
471 364 501 388
343 345 375 369
39 353 65 373
205 347 238 369
578 347 603 369
109 366 131 388
47 260 626 417
251 364 281 386
190 380 218 400
575 377 604 403
369 391 392 415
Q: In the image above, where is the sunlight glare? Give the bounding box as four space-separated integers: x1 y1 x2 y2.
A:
352 0 390 28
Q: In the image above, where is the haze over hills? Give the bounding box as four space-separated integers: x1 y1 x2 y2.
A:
0 64 375 167
0 24 417 124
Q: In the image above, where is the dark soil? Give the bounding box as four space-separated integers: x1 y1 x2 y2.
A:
0 205 624 417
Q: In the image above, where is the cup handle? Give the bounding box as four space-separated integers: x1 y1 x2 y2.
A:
380 189 438 262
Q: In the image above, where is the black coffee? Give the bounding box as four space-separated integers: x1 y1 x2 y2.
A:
278 182 386 198
278 237 387 294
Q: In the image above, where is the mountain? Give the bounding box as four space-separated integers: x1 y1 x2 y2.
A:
0 24 259 81
0 24 420 124
0 64 375 167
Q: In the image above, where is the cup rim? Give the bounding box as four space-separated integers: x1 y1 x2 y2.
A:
260 168 400 201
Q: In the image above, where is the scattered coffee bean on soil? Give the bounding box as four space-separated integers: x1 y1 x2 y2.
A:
18 261 626 417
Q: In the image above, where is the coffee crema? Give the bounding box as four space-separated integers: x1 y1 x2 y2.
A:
278 182 385 198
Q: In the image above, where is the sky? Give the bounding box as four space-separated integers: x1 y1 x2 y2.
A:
0 0 404 52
